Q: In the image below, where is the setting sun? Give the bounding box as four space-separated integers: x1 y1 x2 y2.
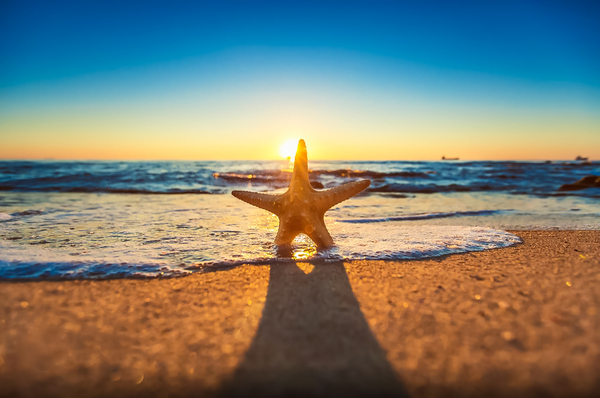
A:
279 139 299 160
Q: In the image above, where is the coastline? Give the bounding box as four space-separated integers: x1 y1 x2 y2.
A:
1 230 599 397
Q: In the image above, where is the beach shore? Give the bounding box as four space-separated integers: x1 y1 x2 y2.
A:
1 230 599 397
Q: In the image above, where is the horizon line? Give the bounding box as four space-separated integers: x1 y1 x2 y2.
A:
0 158 594 163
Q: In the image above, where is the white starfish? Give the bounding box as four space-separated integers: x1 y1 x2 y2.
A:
232 139 370 248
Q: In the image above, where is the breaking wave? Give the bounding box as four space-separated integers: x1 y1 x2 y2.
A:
338 210 504 223
0 226 520 280
1 159 599 196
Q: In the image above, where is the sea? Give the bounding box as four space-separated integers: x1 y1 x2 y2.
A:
1 159 598 279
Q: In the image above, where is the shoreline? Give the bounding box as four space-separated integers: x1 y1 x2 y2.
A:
1 230 599 397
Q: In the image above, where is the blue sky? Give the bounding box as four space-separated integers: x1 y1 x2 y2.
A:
1 0 599 160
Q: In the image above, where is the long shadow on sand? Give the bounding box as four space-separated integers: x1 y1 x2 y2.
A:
218 262 408 398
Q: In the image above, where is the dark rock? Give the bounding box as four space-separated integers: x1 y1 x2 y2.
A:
558 175 600 191
11 210 44 217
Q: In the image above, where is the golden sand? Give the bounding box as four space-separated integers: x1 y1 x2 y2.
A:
1 231 599 397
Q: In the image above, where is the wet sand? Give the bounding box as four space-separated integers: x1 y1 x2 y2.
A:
1 231 599 397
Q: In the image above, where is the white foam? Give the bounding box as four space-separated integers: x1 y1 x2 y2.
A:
0 223 520 279
0 194 522 279
330 224 520 260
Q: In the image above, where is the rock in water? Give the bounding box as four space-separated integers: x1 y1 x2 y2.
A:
558 175 600 191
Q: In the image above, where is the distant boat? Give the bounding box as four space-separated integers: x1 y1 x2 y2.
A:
441 156 459 161
575 155 588 161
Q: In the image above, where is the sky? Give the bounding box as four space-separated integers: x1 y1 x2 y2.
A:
1 0 599 160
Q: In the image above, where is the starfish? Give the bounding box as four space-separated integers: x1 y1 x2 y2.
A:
232 139 370 248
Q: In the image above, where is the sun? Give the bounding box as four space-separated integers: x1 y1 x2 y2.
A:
279 139 299 161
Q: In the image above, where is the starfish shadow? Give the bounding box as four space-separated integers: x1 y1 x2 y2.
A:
218 261 408 397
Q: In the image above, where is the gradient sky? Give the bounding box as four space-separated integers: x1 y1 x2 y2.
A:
1 0 599 160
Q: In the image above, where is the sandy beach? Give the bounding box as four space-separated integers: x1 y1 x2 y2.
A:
1 230 599 397
4 1 599 396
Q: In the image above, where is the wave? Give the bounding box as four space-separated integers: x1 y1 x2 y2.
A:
338 210 504 223
367 183 509 194
0 226 520 280
214 169 431 180
0 185 213 194
1 160 599 196
212 169 431 189
311 169 432 178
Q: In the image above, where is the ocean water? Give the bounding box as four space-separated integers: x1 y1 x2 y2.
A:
1 160 598 279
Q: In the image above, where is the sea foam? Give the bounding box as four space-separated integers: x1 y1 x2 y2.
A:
0 224 520 280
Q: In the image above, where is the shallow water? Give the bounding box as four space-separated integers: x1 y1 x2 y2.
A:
0 193 522 279
0 160 598 280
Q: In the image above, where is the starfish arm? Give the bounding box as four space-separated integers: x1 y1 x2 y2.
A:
231 191 281 215
274 222 300 246
305 215 334 248
289 139 313 192
315 179 371 212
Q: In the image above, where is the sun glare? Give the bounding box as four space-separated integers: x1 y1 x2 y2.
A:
279 139 299 161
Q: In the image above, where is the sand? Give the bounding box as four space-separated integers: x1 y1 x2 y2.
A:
0 231 599 397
